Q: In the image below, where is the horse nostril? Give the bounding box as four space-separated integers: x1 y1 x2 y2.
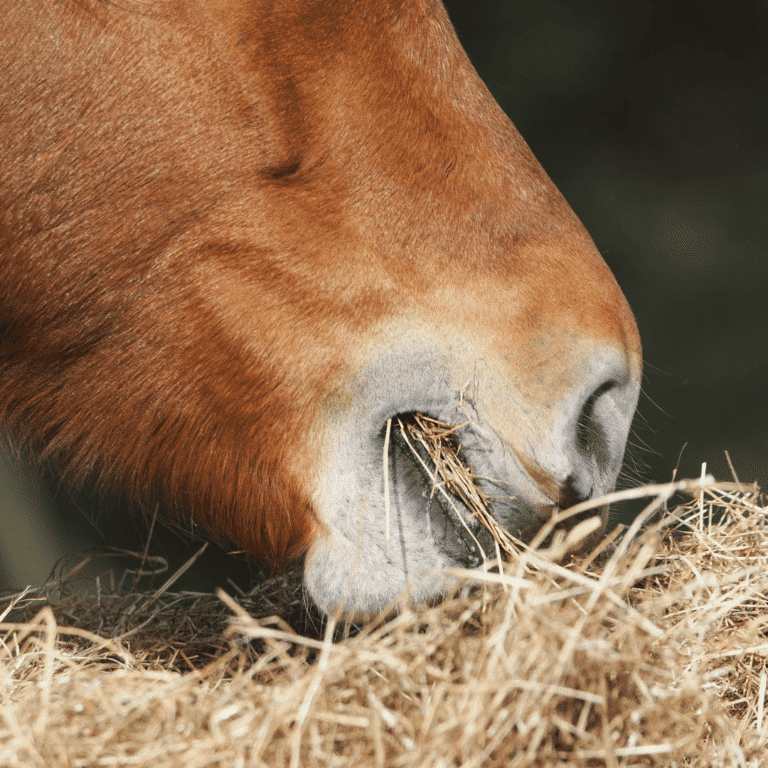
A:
558 474 591 510
575 380 616 470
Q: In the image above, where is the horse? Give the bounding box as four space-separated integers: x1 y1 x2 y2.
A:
0 0 642 619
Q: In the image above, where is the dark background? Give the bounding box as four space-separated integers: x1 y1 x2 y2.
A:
1 0 765 592
444 0 767 494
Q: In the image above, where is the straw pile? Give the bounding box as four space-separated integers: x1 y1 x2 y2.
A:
0 456 765 765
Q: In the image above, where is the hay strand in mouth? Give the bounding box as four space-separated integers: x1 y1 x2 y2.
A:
383 417 393 549
395 413 522 559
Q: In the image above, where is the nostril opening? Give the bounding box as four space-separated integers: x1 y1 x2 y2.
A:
559 474 591 509
575 380 616 467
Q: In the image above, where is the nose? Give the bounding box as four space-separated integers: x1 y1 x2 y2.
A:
550 347 640 509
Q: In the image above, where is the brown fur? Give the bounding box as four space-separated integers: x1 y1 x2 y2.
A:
0 1 640 567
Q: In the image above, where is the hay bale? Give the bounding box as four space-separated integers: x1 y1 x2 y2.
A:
0 475 765 766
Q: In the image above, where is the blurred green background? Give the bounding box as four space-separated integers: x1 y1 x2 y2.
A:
1 0 765 591
444 0 767 493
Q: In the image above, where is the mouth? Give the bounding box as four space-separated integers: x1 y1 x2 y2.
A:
306 392 619 619
385 412 605 565
306 339 636 619
385 411 551 568
384 413 493 567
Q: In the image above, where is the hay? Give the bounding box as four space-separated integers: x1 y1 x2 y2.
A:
394 413 523 559
1 476 766 766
